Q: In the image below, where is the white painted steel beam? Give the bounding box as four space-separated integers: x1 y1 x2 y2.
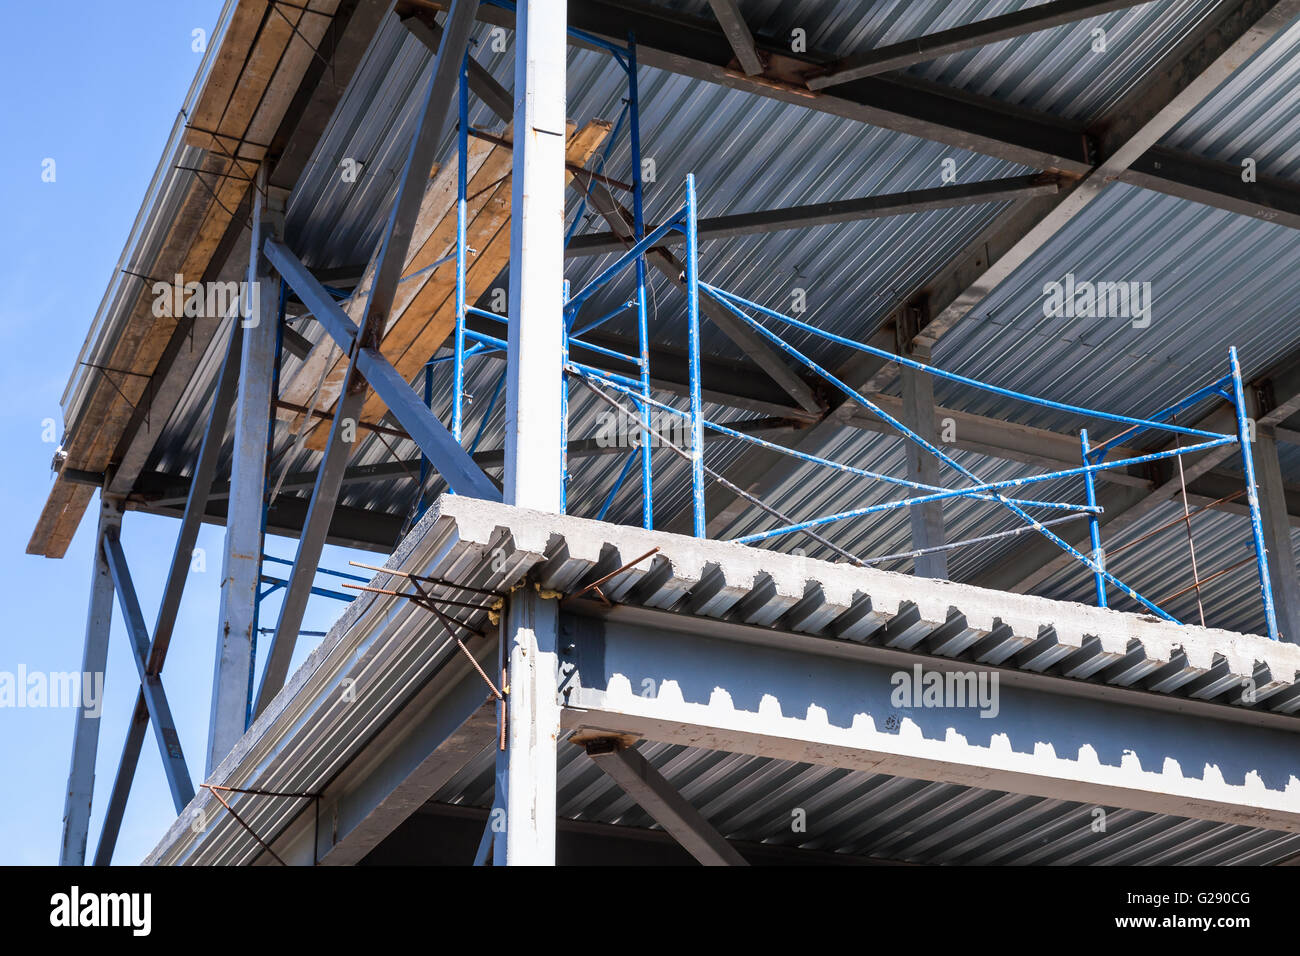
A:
504 0 567 513
497 0 568 866
561 609 1300 832
497 590 561 865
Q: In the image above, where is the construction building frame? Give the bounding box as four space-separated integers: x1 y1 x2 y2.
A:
41 0 1300 865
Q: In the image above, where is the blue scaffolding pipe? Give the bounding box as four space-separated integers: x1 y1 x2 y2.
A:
569 337 643 366
561 280 571 513
465 327 509 351
684 174 705 536
569 361 1097 512
1088 376 1234 459
1080 429 1107 608
261 554 368 582
573 299 636 338
700 284 1185 621
628 36 654 531
470 369 507 455
599 449 639 521
569 358 644 391
564 211 686 318
258 575 354 604
726 436 1233 545
452 54 470 443
425 343 492 365
1231 346 1280 641
467 305 507 324
703 282 1227 445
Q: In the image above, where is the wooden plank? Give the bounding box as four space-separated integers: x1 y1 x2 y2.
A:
277 146 497 423
293 120 611 452
30 0 346 557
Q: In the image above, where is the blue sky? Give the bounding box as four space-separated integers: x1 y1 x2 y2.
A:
1 1 369 865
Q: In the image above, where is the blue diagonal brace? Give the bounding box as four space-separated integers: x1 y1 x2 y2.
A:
265 237 501 502
101 528 195 813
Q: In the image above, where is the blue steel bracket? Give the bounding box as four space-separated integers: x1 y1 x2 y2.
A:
263 237 501 503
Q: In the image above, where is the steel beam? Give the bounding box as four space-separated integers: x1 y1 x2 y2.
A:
156 324 244 669
899 331 947 579
666 0 1300 536
360 0 481 345
586 740 749 865
505 0 567 513
555 0 1097 172
706 0 763 75
441 0 1300 227
905 0 1300 358
93 706 147 866
142 493 405 555
255 365 366 716
266 238 501 501
1253 424 1300 643
402 12 513 122
209 170 279 775
562 608 1300 832
93 323 243 865
1120 146 1300 231
58 497 119 866
261 0 493 717
565 174 1061 257
808 0 1148 90
102 528 195 813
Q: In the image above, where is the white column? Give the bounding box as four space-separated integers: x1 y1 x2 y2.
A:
496 590 560 865
499 0 566 863
504 0 566 512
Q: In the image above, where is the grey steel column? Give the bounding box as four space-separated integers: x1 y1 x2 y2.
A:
208 167 282 774
58 494 120 865
1253 422 1300 642
899 311 948 579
